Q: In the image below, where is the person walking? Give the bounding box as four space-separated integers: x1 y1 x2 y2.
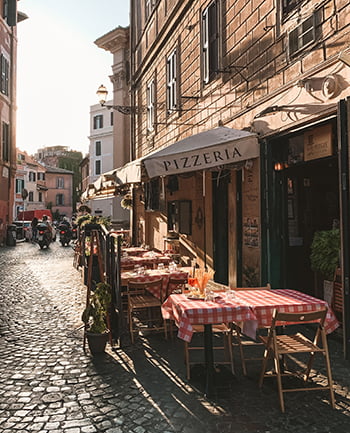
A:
31 217 38 242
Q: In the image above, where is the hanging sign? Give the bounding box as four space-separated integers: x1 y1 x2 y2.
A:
304 124 333 161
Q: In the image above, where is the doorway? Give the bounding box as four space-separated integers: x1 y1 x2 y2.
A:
284 157 339 294
212 171 229 285
265 121 340 296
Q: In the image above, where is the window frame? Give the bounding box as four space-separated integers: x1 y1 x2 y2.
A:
202 0 220 85
56 177 64 189
95 160 101 176
2 121 9 162
166 49 178 114
0 54 9 96
95 141 102 156
93 114 103 129
147 79 155 132
56 193 64 206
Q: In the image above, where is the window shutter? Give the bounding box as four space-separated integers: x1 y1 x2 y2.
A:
7 0 16 26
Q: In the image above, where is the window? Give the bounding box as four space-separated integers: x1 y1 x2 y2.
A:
56 177 64 188
18 153 25 162
282 0 304 16
2 121 9 161
28 191 34 202
110 111 114 126
167 200 192 235
16 179 24 193
144 178 164 211
3 0 16 26
37 172 45 181
202 0 220 84
38 192 42 202
28 171 36 182
288 13 318 58
147 79 155 132
95 160 101 175
95 141 101 156
0 54 9 95
56 194 64 205
145 0 155 21
166 50 177 113
93 114 103 129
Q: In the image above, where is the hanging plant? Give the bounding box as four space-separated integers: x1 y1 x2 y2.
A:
121 193 133 209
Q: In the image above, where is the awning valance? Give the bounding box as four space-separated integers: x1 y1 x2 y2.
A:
143 127 259 178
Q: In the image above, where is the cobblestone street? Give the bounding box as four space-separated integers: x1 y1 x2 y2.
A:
1 242 350 432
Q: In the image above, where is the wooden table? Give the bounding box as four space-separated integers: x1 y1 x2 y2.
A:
121 268 190 300
162 289 339 396
120 254 172 270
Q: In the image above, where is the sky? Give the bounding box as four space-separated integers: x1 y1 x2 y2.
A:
16 0 130 156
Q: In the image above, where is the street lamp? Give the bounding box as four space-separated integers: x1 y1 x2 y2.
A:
96 84 139 115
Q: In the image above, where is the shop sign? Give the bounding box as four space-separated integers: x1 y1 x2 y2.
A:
304 124 333 161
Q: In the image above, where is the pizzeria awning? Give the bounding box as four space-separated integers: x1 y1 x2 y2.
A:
143 127 259 178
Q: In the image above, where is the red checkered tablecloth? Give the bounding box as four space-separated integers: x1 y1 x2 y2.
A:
121 269 188 300
161 289 339 342
234 289 339 335
161 294 255 342
120 255 171 269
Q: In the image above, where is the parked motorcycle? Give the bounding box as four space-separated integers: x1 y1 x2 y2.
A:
36 223 52 249
59 224 72 246
71 223 78 240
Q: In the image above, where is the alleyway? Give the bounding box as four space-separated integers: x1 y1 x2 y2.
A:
0 242 350 433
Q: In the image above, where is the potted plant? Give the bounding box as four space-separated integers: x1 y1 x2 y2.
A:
310 229 340 281
82 281 112 354
121 193 133 209
310 228 340 299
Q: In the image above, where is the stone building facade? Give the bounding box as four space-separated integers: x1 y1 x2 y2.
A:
127 0 350 306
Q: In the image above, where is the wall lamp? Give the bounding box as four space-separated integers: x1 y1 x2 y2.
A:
97 84 141 115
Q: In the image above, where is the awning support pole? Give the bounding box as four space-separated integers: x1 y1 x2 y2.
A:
203 171 207 271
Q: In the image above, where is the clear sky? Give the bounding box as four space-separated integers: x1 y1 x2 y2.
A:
16 0 130 156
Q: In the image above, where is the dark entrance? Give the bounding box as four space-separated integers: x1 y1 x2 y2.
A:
212 171 229 285
263 120 340 296
284 156 339 295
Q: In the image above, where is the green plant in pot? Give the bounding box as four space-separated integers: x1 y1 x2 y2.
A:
82 281 112 354
310 229 340 281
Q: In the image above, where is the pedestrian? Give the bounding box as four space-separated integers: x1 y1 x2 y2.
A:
31 217 38 242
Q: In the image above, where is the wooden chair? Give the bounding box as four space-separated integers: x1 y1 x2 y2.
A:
127 279 167 343
230 284 272 376
259 308 335 413
184 323 235 380
332 267 343 324
166 277 188 298
166 277 188 338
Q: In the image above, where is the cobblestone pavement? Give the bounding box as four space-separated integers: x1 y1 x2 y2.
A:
0 242 350 433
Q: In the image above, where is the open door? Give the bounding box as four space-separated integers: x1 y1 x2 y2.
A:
212 171 229 285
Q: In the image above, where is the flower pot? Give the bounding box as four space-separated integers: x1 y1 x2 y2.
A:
86 331 109 354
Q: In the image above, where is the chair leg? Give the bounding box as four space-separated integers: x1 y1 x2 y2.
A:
233 328 247 376
259 347 270 387
184 342 190 380
273 353 285 413
321 333 336 408
225 333 235 375
129 307 135 344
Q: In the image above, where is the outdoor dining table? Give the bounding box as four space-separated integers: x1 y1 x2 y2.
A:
120 253 172 269
121 267 190 300
122 246 148 256
161 288 339 396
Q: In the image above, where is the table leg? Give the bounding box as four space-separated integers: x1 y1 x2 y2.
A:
204 324 214 397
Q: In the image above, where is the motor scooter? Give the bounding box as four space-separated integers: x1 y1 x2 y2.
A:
36 223 52 249
59 224 72 246
71 223 78 240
